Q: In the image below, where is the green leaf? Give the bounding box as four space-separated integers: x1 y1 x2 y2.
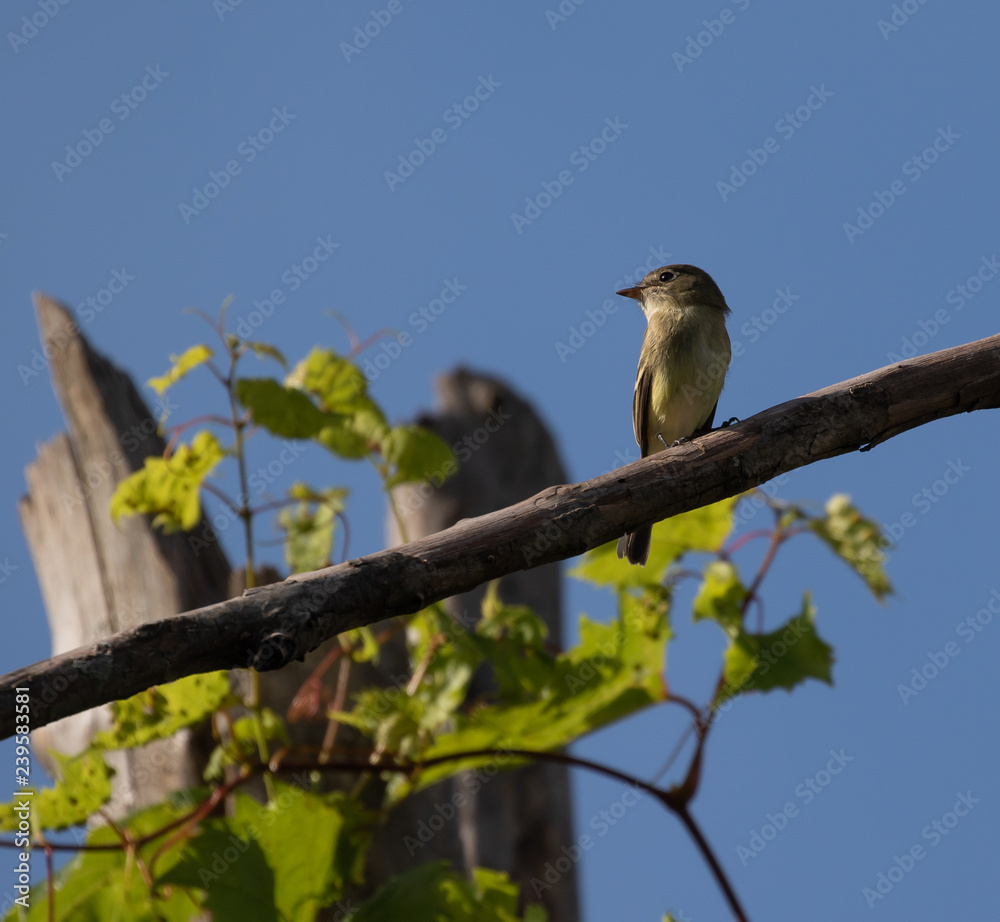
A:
471 587 553 704
350 861 545 922
93 672 230 750
109 431 225 532
147 344 214 396
573 496 739 590
331 690 422 760
284 349 393 458
346 398 391 443
720 594 833 700
293 393 386 460
382 425 457 488
0 751 112 833
243 341 287 368
232 709 289 749
409 592 670 792
312 395 390 460
279 484 348 573
693 560 747 633
342 625 380 662
293 348 369 414
7 799 204 921
204 708 291 782
280 499 338 573
159 785 370 922
344 607 483 756
315 422 371 459
333 650 475 762
335 598 555 767
236 377 338 440
808 494 893 601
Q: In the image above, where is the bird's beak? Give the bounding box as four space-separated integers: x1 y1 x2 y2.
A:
616 286 643 300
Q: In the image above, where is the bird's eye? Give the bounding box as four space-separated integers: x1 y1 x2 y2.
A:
658 270 675 282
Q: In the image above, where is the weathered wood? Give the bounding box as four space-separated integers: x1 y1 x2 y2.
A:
17 293 232 812
374 368 578 922
4 332 1000 739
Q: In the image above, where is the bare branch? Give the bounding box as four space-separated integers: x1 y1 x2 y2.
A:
3 333 999 739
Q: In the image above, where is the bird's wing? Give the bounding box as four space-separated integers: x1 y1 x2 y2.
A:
632 361 652 456
694 400 719 437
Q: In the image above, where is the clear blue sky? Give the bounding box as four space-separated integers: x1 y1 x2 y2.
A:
3 1 999 918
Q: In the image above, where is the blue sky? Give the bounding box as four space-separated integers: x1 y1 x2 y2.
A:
2 0 999 918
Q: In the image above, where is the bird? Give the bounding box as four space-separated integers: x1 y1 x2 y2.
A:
616 264 732 566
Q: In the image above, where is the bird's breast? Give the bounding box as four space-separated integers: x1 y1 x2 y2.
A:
641 306 731 446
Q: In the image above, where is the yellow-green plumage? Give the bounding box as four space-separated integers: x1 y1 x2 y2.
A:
636 303 731 452
617 265 732 566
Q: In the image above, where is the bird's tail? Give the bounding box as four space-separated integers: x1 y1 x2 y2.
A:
617 524 651 567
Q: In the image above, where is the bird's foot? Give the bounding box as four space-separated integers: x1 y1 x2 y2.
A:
657 434 689 450
721 417 740 428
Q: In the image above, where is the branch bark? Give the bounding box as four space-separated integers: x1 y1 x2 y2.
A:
5 333 999 739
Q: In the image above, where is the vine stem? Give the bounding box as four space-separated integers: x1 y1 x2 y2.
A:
673 803 749 922
4 745 751 920
274 747 751 921
223 340 276 803
45 845 53 922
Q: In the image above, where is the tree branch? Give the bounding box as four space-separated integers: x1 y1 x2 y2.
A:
4 333 999 739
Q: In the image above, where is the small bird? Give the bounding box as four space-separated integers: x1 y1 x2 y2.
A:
616 264 732 566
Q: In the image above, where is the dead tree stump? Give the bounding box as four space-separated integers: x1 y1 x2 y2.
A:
385 368 580 922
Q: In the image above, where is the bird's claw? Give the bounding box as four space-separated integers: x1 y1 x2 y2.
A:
657 434 688 449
